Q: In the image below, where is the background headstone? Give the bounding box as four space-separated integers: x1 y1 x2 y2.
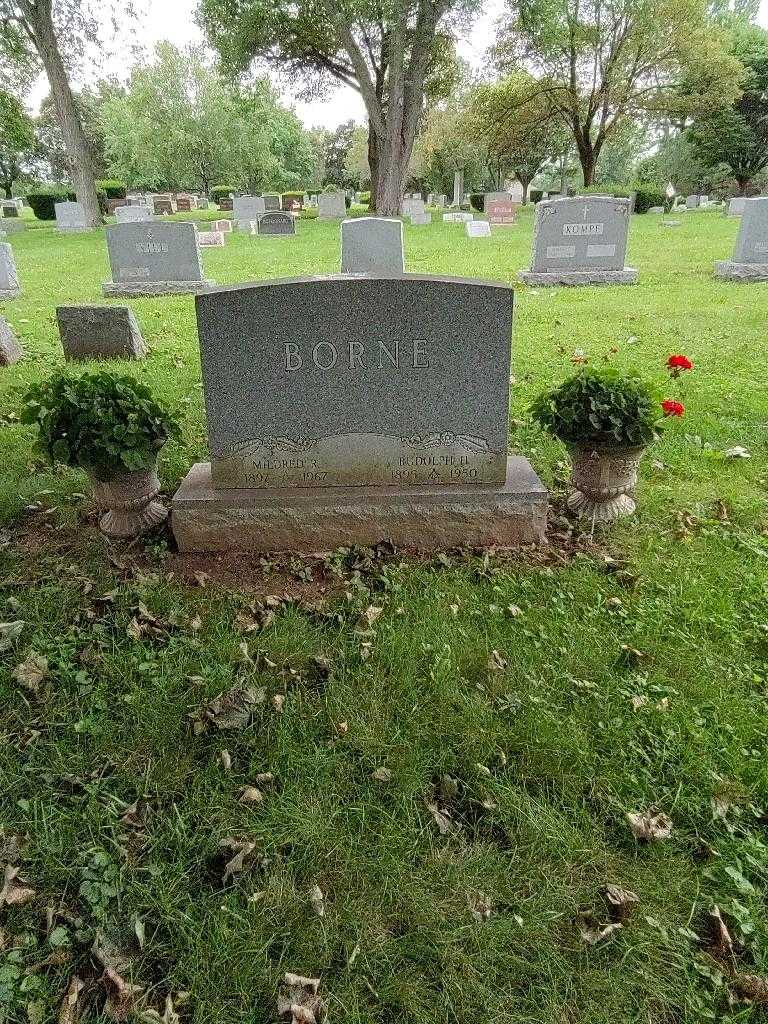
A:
0 220 25 235
443 212 473 223
715 197 768 280
466 220 492 237
218 197 233 211
520 196 637 285
727 198 746 217
341 217 404 274
685 195 699 209
57 305 147 360
0 243 21 298
212 219 233 233
254 212 296 236
55 201 88 232
0 315 22 365
115 204 153 223
486 198 519 226
103 221 215 296
2 202 19 218
263 194 281 211
153 197 176 215
318 193 347 220
233 195 265 228
198 230 226 247
410 210 431 225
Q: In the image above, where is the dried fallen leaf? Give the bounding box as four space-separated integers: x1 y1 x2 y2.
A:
335 721 348 735
309 884 325 917
219 838 261 883
631 695 648 710
189 614 203 632
425 800 454 835
578 913 623 945
272 694 285 713
103 967 143 1021
277 974 326 1024
371 767 392 783
707 905 735 960
357 605 383 630
139 994 181 1024
219 749 232 771
626 809 673 842
239 786 264 805
0 620 25 653
733 973 768 1004
58 976 84 1024
604 884 640 922
188 685 266 734
487 649 507 673
12 653 49 691
468 895 493 923
0 863 35 908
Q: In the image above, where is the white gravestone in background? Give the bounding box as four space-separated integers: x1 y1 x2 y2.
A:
341 217 404 275
55 201 88 232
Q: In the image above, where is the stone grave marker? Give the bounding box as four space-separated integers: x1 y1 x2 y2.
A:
519 196 637 286
726 198 746 217
401 198 413 217
318 192 347 220
198 230 226 247
486 197 519 226
115 204 153 223
341 217 404 274
0 243 21 298
218 196 233 211
409 198 426 219
212 219 233 233
0 220 25 235
263 194 281 211
699 195 709 206
105 199 128 215
171 273 548 552
0 315 22 366
685 195 699 209
2 202 19 218
233 195 265 228
153 196 176 215
55 201 88 232
443 212 473 223
175 195 197 212
57 305 146 360
198 198 209 210
411 210 431 226
253 212 296 236
647 206 664 214
715 197 768 281
103 221 215 296
466 220 492 238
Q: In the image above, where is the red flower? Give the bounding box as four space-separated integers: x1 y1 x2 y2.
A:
662 399 685 417
667 354 693 372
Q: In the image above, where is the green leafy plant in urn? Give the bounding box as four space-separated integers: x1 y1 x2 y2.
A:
21 370 180 538
531 368 678 522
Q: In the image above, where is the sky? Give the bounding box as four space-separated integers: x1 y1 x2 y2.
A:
32 0 768 126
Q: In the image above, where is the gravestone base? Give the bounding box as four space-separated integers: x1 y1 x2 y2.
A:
172 457 548 553
518 268 638 287
714 260 768 282
103 279 216 297
0 286 21 299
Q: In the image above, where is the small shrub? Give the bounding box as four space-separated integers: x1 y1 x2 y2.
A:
469 193 485 212
530 369 660 449
530 189 544 204
299 206 318 219
633 185 666 213
26 186 75 221
21 371 180 481
96 179 127 199
210 185 235 204
358 191 371 205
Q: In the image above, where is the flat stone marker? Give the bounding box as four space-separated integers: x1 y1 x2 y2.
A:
466 220 492 237
103 221 215 297
647 206 664 214
715 197 768 281
726 198 746 217
198 230 226 247
115 204 153 223
253 212 296 236
172 273 547 551
519 196 637 286
212 220 233 233
341 217 404 274
486 198 519 226
0 220 25 235
0 315 22 365
55 201 88 232
443 212 473 223
57 305 146 360
0 243 21 298
233 195 265 228
318 193 347 220
263 194 281 211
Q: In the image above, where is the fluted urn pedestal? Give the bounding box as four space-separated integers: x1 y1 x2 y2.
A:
567 445 645 522
88 466 167 538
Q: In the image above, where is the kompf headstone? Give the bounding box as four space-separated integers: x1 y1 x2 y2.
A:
254 212 296 236
341 218 404 274
103 221 215 296
55 201 88 232
171 273 548 552
519 196 637 286
714 197 768 281
0 243 21 298
0 315 22 366
57 305 146 360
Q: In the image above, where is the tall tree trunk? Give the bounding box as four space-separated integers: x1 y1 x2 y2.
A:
367 120 380 213
559 153 567 194
2 182 12 199
29 3 102 228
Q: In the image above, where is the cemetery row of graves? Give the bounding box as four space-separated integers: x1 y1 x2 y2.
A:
0 190 767 1023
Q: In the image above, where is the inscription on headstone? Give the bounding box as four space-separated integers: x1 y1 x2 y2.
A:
263 194 281 211
103 222 215 296
2 202 19 218
466 220 492 237
486 198 519 226
341 218 404 274
198 230 226 247
115 204 153 223
520 196 637 285
0 243 21 298
57 305 146 361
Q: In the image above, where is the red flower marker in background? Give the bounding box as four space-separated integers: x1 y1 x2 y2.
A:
662 399 685 417
667 354 693 376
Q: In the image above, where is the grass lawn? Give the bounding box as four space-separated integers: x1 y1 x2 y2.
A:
0 205 767 1024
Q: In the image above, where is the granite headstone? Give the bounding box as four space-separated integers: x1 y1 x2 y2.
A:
341 217 404 274
57 305 146 361
2 202 19 218
115 204 153 223
103 221 215 296
486 198 519 226
519 196 637 286
0 315 22 366
254 212 296 236
0 243 21 298
55 201 88 232
263 194 281 211
466 220 492 237
318 193 347 220
726 198 746 217
197 230 226 247
233 195 265 228
212 219 233 233
715 197 768 280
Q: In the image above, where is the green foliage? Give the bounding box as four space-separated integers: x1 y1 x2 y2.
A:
21 370 180 481
531 369 661 448
469 192 485 211
0 89 35 195
26 186 74 220
95 178 127 199
633 185 666 212
579 184 633 198
210 185 235 203
530 188 545 203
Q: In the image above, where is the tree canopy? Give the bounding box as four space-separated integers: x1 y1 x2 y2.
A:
0 89 35 196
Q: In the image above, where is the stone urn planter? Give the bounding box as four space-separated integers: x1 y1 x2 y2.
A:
88 463 167 539
567 444 645 522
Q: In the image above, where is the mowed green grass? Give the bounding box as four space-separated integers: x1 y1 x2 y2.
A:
0 205 767 1024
